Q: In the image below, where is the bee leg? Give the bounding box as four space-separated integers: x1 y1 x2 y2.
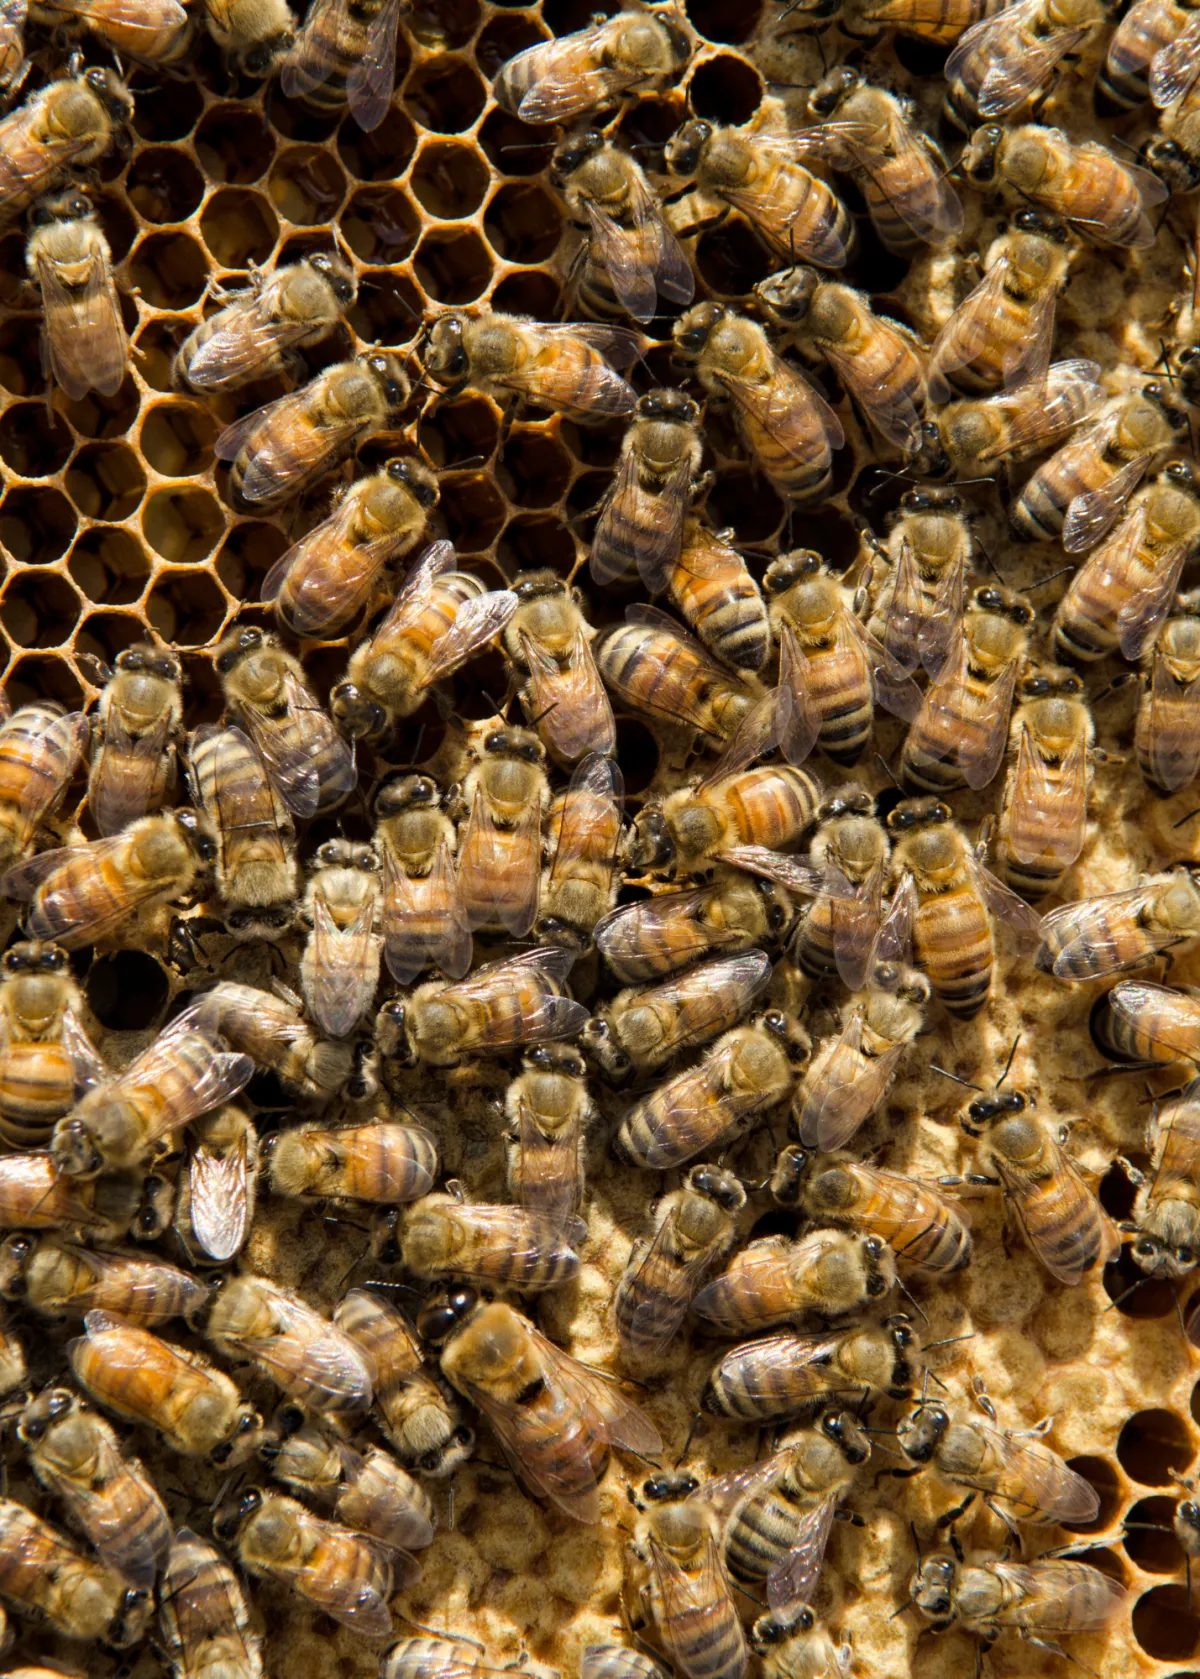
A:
935 1492 975 1529
969 1374 996 1419
167 913 222 974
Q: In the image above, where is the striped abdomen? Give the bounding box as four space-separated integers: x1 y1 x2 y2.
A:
650 1536 746 1679
940 288 1044 396
0 705 80 869
0 1041 74 1146
850 1171 972 1272
902 670 1008 793
804 643 874 764
859 158 942 256
1053 545 1159 662
733 365 834 502
913 888 993 1017
668 555 770 674
998 1151 1114 1283
703 1335 832 1419
862 0 1003 43
1013 438 1113 541
721 766 822 849
595 624 751 742
1099 0 1188 107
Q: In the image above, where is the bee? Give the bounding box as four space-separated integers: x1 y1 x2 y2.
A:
201 0 295 73
183 724 295 947
0 701 88 875
867 489 975 678
1098 0 1200 107
664 119 853 270
262 458 439 641
625 1473 747 1679
0 940 103 1150
423 311 640 422
591 388 706 594
552 130 694 323
767 785 890 990
901 586 1035 796
0 0 23 90
595 606 763 746
382 1641 542 1679
1091 977 1200 1066
751 1607 851 1679
260 1410 434 1555
1144 79 1200 188
299 839 382 1041
26 186 127 402
159 1528 262 1679
374 772 471 987
83 642 181 838
694 1230 895 1336
280 0 405 129
18 1387 170 1590
0 1494 148 1644
268 1119 437 1207
960 1089 1120 1284
1036 866 1200 978
494 1 690 120
995 667 1094 902
672 303 845 504
793 963 931 1150
419 1286 662 1522
69 1310 262 1461
905 359 1104 481
595 870 796 984
504 1043 592 1228
614 1007 808 1169
0 1303 24 1396
205 980 355 1104
628 758 822 878
332 540 517 744
398 1193 584 1293
214 1488 393 1639
887 798 1044 1018
773 1146 972 1275
1054 462 1200 665
333 1288 474 1478
216 352 409 512
453 725 549 938
703 1316 920 1421
582 1647 672 1679
911 1548 1129 1649
1136 589 1200 794
503 571 615 766
197 1274 376 1422
0 67 131 221
663 521 771 676
2 1234 206 1323
0 1153 141 1239
944 0 1109 129
616 1163 746 1357
179 252 355 395
755 267 927 454
378 946 589 1069
584 949 773 1082
962 121 1167 247
537 752 625 950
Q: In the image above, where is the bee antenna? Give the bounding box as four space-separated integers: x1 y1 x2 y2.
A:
929 1064 982 1091
921 1332 977 1351
893 1276 929 1325
1028 566 1073 592
995 1035 1021 1089
874 751 902 790
403 1616 486 1651
678 1409 703 1461
1173 807 1200 828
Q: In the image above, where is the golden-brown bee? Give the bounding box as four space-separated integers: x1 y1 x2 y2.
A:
260 1409 434 1556
672 303 845 504
694 1229 895 1335
299 839 382 1041
268 1119 438 1206
493 2 691 122
664 119 853 271
905 359 1104 480
216 352 409 512
595 606 763 746
205 981 355 1104
398 1192 584 1293
616 1163 746 1357
263 458 439 641
582 1646 673 1679
1136 589 1200 794
767 785 890 990
374 772 471 987
505 1043 593 1227
584 949 773 1082
537 751 625 950
868 489 975 678
333 1288 474 1478
911 1549 1128 1647
48 0 192 69
901 585 1035 795
996 667 1094 901
332 541 517 744
201 0 294 72
960 1089 1120 1284
595 869 796 984
944 0 1109 129
424 311 640 422
419 1286 662 1523
0 0 23 90
0 940 103 1150
1092 977 1200 1066
0 1301 24 1397
2 1234 206 1324
755 266 928 453
174 1105 257 1268
962 120 1168 245
552 130 694 323
751 1606 850 1679
19 1387 170 1589
1036 866 1200 978
382 1639 543 1679
83 642 181 838
625 1472 748 1679
378 946 589 1069
1132 1083 1200 1275
280 0 403 129
703 1316 921 1421
858 0 1007 41
69 1310 262 1461
1105 0 1200 108
214 1488 393 1639
504 571 615 765
0 701 88 875
0 67 131 222
1144 77 1200 188
183 725 295 946
176 251 355 394
26 186 126 402
614 1007 807 1169
0 1494 148 1644
793 962 931 1150
772 1146 972 1275
159 1527 262 1679
628 758 822 879
453 725 548 938
0 1153 140 1240
664 521 771 676
592 388 706 593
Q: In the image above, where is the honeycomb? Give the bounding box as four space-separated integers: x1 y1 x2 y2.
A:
0 0 1195 1676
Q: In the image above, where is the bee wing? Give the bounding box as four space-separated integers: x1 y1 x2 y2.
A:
1037 881 1158 975
1062 453 1155 554
7 708 89 835
447 946 590 1043
1151 10 1200 104
219 394 366 506
583 198 658 323
0 0 25 79
719 159 854 269
308 893 379 1039
61 1006 106 1098
547 752 624 883
34 1424 166 1589
975 1424 1101 1523
796 1007 906 1150
987 1560 1127 1629
818 335 925 452
261 492 406 609
295 1528 395 1635
775 622 822 769
614 171 695 311
520 625 617 761
786 119 874 167
848 616 924 723
966 850 1045 954
698 1449 794 1523
918 547 966 678
89 701 175 836
368 540 458 638
237 1314 375 1413
535 321 647 370
183 291 318 390
718 846 827 897
1117 534 1193 661
715 357 845 459
517 1093 581 1226
698 689 784 784
877 539 924 676
1007 725 1087 868
832 857 886 991
976 360 1105 463
597 447 693 594
872 872 917 970
35 239 126 401
944 0 1078 106
847 123 963 244
1144 649 1200 793
424 588 519 682
623 605 753 740
594 886 748 974
1111 981 1199 1059
927 260 1013 402
980 20 1090 113
648 1529 744 1679
344 0 405 129
514 26 624 124
229 664 322 819
0 110 99 204
459 785 541 937
213 387 303 459
381 836 471 986
188 1127 251 1262
765 1492 839 1610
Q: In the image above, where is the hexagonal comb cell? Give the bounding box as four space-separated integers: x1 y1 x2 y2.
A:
145 565 227 644
215 520 288 600
407 56 487 133
484 182 561 263
194 104 278 184
68 528 152 606
142 486 225 566
341 186 421 262
127 148 207 225
129 233 209 311
140 403 218 478
268 146 348 224
5 654 84 710
414 226 492 303
0 403 72 477
0 486 77 565
412 141 491 218
65 443 147 523
201 188 280 269
0 320 45 397
338 107 417 181
0 571 81 649
1118 1409 1195 1486
76 609 153 664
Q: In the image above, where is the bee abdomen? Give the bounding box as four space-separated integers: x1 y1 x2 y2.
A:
914 895 992 1017
0 1044 74 1147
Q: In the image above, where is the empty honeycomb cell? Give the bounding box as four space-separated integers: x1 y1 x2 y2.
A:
497 514 577 573
129 232 208 310
1135 1585 1200 1660
425 395 500 466
0 486 77 565
347 267 423 343
4 654 83 710
686 0 764 41
200 188 280 269
86 951 169 1031
68 527 152 606
407 56 487 134
614 717 659 793
126 148 206 225
131 77 205 142
414 226 493 303
269 146 348 224
1103 1241 1177 1317
0 318 45 397
499 430 574 508
687 52 764 120
145 565 227 645
453 647 510 718
75 609 152 664
413 140 492 220
479 109 559 177
64 443 147 523
337 106 417 182
1124 1495 1186 1572
476 14 547 76
0 403 71 477
439 474 509 551
194 103 277 184
695 222 774 299
616 97 688 148
134 318 190 393
143 487 225 566
484 182 561 263
140 402 217 478
215 520 289 598
1062 1455 1124 1531
1118 1408 1195 1485
0 235 25 308
542 0 596 29
491 269 561 318
566 468 609 521
341 186 421 261
0 571 81 649
707 469 785 545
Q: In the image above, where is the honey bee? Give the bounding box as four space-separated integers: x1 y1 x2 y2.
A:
423 311 641 422
627 758 822 878
773 1146 972 1275
453 725 549 938
755 267 928 453
378 946 589 1069
665 521 771 675
901 586 1035 795
1 1234 206 1324
703 1315 920 1421
494 1 690 121
168 1106 257 1260
614 1008 807 1169
867 489 975 678
205 980 355 1103
664 120 853 270
616 1163 746 1357
0 1302 24 1396
1098 0 1200 107
625 1473 747 1679
0 940 103 1150
944 0 1109 129
26 186 127 402
69 1310 262 1461
1144 79 1200 188
383 1640 542 1679
216 352 409 512
858 0 1007 42
0 67 132 222
584 949 774 1082
962 120 1168 246
398 1192 584 1293
0 1153 140 1239
214 1489 393 1638
159 1527 262 1679
419 1286 662 1522
552 130 694 323
672 303 845 504
374 772 471 987
995 667 1094 902
694 1229 895 1335
0 1494 148 1644
505 1043 592 1227
280 0 405 129
751 1607 850 1679
1036 866 1200 978
0 702 88 875
332 540 517 743
504 571 615 765
176 251 355 394
83 642 181 837
582 1646 672 1679
591 388 705 593
260 1410 433 1556
1136 590 1200 794
201 0 295 73
911 1547 1129 1649
767 785 889 989
333 1288 474 1478
960 1089 1120 1284
0 0 23 90
263 458 439 641
595 869 796 984
538 751 625 950
793 963 931 1150
184 725 295 943
268 1119 438 1205
299 840 382 1040
1091 977 1200 1066
594 606 763 745
905 359 1104 480
18 1387 170 1589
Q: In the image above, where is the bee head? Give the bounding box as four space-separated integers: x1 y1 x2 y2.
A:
914 1553 958 1620
484 727 544 764
550 127 604 183
763 548 822 595
1131 1231 1199 1280
331 680 387 743
898 1402 949 1463
4 940 67 976
672 300 724 356
752 1607 815 1650
375 772 439 817
755 264 818 326
213 1486 263 1541
242 25 293 74
384 457 440 508
366 352 411 412
84 66 133 120
659 12 693 66
580 1015 632 1082
418 1285 478 1344
628 807 675 871
640 1470 699 1502
307 252 356 306
1142 137 1200 193
1166 458 1199 491
108 1584 150 1648
963 123 1004 183
1178 1498 1200 1539
903 419 952 481
50 1116 102 1179
887 797 949 835
664 118 712 177
769 1144 811 1207
210 1406 262 1465
173 808 218 865
1010 207 1069 243
18 1387 74 1443
118 643 181 680
688 1162 746 1213
425 314 469 384
215 626 263 673
637 386 700 426
819 786 874 821
962 1089 1027 1134
376 998 414 1065
810 66 857 114
371 1207 403 1265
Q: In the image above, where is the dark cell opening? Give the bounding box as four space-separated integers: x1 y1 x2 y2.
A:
140 404 218 478
338 106 417 181
479 109 558 176
498 431 574 508
414 228 493 304
0 403 72 477
0 318 45 397
476 14 546 75
438 474 508 552
485 182 562 263
5 655 83 710
1103 1242 1178 1319
131 78 205 141
491 270 562 319
146 566 228 646
127 148 206 224
341 187 421 262
0 487 77 566
347 268 423 345
1124 1495 1186 1573
0 571 81 648
134 318 192 394
216 522 289 600
1134 1586 1200 1660
268 146 348 224
1061 1456 1124 1533
194 104 278 183
687 53 763 118
87 951 170 1031
497 514 577 574
75 610 149 665
412 140 491 217
60 378 142 442
407 56 487 133
129 233 208 310
201 188 280 268
69 528 152 606
1118 1409 1195 1486
423 396 500 468
143 488 225 567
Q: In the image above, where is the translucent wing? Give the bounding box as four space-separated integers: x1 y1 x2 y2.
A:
584 198 657 323
294 1525 395 1635
1037 881 1158 975
184 290 321 391
515 26 622 124
987 1560 1127 1630
236 1311 374 1414
878 539 925 676
279 0 338 94
929 258 1053 404
520 625 616 762
545 752 624 889
1062 453 1155 554
831 858 886 991
308 894 378 1038
966 851 1045 954
765 1492 839 1610
381 835 471 985
795 1008 907 1151
913 632 1019 792
1007 725 1087 867
720 164 854 268
0 0 25 84
36 241 126 401
1150 10 1200 104
975 361 1105 462
945 0 1075 104
819 333 926 451
345 0 405 129
594 887 751 979
846 122 963 245
919 546 967 678
231 663 324 819
89 702 175 836
457 786 541 937
216 391 366 505
366 541 458 640
188 1127 250 1262
441 947 590 1045
8 708 89 830
776 622 822 768
872 872 916 970
849 616 924 722
423 589 519 682
716 846 828 898
1117 535 1193 660
535 321 647 368
621 605 753 738
698 1449 792 1523
717 358 845 459
115 1014 254 1139
1109 980 1200 1060
592 444 692 592
61 1008 106 1097
517 1093 581 1227
1144 649 1200 793
33 1423 166 1588
261 491 410 613
648 1529 744 1679
968 1425 1100 1523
